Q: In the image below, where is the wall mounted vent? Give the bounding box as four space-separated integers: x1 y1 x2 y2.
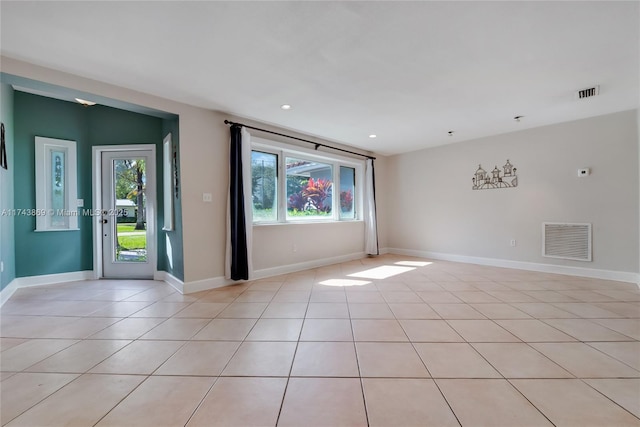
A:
576 86 599 99
543 222 592 262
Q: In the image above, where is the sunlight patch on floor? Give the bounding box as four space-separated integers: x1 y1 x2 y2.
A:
395 261 432 267
317 279 372 287
348 265 416 280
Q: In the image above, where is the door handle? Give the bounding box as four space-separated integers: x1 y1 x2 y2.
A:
101 219 108 224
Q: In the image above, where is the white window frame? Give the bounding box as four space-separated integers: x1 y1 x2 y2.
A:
34 136 79 231
251 137 364 224
162 133 173 231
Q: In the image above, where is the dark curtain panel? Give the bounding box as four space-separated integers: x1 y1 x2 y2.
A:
370 159 379 255
229 124 249 280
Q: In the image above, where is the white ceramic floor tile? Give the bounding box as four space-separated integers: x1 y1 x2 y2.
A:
245 318 303 341
399 319 464 342
6 374 145 427
437 379 553 426
155 341 240 376
0 373 79 425
222 341 296 376
278 378 368 426
584 379 640 418
512 379 640 426
96 376 214 427
89 340 184 374
472 343 573 378
187 377 287 427
1 339 78 372
356 342 429 378
414 343 501 378
2 257 639 427
291 341 359 377
531 343 640 378
363 378 459 427
352 319 409 341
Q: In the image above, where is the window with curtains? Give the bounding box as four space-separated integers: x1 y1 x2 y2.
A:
251 139 363 224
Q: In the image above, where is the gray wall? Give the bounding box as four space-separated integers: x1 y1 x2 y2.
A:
386 110 639 275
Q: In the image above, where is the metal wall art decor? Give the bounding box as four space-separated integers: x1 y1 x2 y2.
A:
472 159 517 190
173 147 179 199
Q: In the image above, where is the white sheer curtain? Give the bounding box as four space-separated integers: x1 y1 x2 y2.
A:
225 127 253 280
364 158 379 255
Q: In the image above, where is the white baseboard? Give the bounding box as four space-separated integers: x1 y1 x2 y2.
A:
183 276 233 294
181 251 367 294
0 279 19 306
0 270 95 307
154 270 185 293
387 248 640 284
252 252 366 280
12 270 95 288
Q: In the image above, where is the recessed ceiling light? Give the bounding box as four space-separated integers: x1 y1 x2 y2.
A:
369 134 377 138
514 115 524 122
280 104 292 110
75 98 96 106
448 131 454 136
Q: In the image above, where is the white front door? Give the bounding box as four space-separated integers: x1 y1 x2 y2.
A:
100 149 156 279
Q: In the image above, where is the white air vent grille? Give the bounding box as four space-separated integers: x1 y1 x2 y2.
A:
576 86 599 99
543 222 592 262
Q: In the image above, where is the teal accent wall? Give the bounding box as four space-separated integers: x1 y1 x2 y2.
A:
158 118 184 281
0 84 16 290
13 91 183 278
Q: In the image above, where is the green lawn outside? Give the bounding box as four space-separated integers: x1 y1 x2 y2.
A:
116 222 146 252
118 234 146 250
117 223 144 233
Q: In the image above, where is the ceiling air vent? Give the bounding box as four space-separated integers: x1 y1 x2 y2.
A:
576 86 600 99
543 222 592 262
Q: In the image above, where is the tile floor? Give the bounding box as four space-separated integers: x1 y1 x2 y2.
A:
1 254 639 426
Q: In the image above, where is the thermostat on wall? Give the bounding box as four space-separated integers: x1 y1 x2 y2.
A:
578 168 590 177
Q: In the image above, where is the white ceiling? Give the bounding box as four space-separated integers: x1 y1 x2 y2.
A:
1 1 638 155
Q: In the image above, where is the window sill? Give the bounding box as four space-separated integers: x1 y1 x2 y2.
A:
253 220 364 227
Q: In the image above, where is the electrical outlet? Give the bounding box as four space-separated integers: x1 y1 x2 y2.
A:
202 193 212 202
510 239 516 247
578 168 590 177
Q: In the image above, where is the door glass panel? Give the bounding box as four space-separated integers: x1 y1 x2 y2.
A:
113 158 147 262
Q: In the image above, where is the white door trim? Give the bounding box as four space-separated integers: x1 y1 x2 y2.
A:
92 145 157 279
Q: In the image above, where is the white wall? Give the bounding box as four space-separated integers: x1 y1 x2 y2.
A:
386 110 639 277
253 222 365 272
1 57 372 286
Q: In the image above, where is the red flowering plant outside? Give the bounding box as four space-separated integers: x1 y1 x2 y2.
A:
287 177 333 215
287 192 307 211
340 189 353 213
302 178 332 213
